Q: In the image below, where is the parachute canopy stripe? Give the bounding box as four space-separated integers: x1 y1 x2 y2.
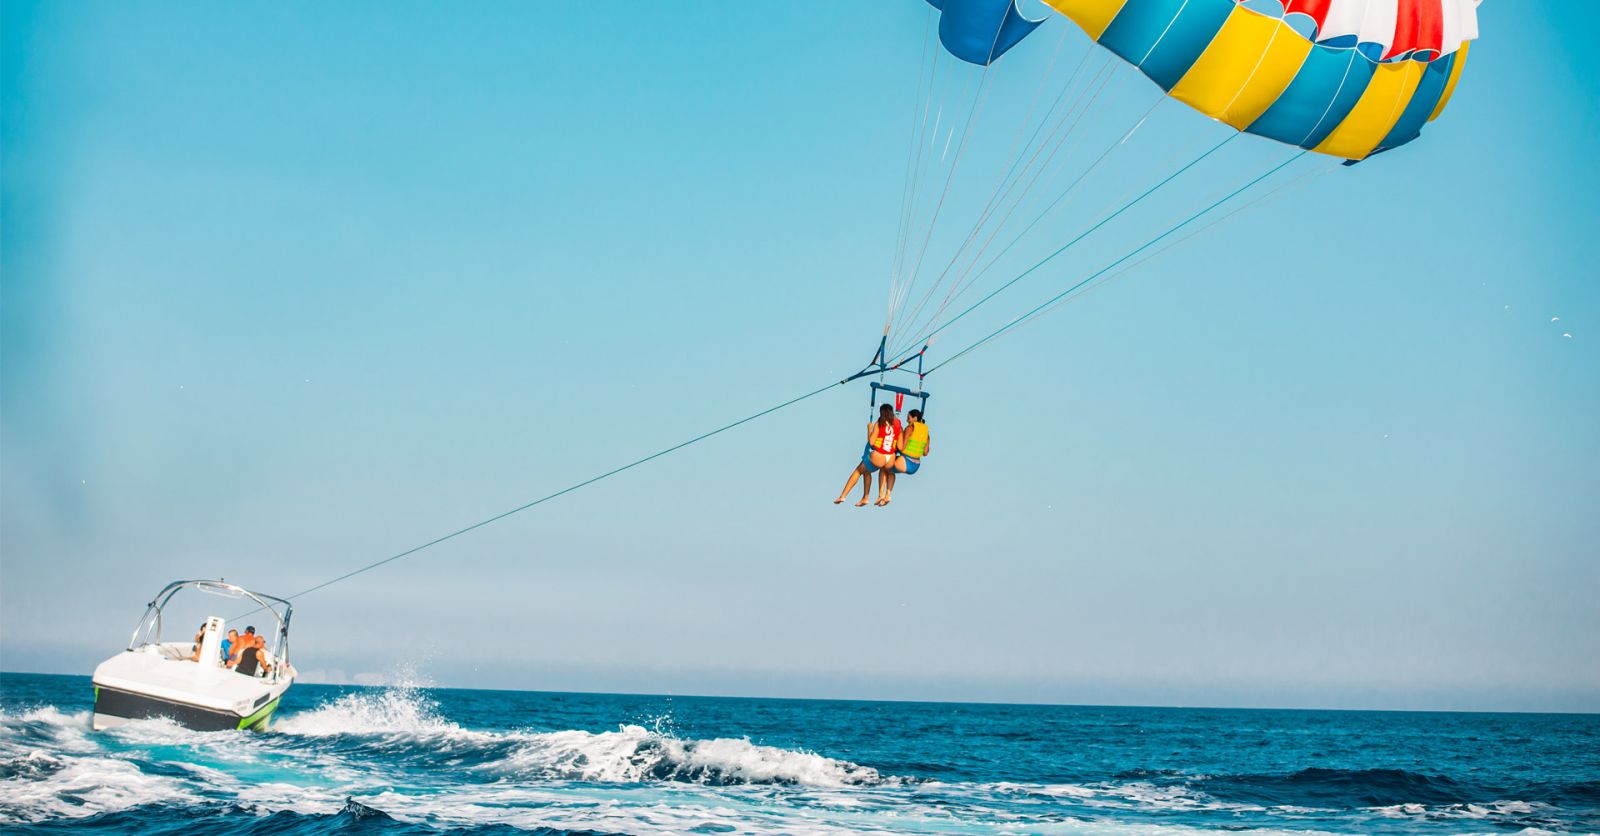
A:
1126 0 1236 90
1387 0 1443 61
1244 46 1375 150
1375 48 1457 150
1262 0 1475 60
1045 0 1476 63
1042 0 1129 41
924 0 1045 65
1036 0 1472 159
1426 40 1467 121
1435 0 1478 62
1311 58 1425 158
1168 4 1314 129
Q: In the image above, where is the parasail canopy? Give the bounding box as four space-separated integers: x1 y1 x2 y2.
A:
929 0 1481 160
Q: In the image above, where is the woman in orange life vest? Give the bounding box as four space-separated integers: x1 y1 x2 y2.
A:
881 408 929 504
834 403 900 507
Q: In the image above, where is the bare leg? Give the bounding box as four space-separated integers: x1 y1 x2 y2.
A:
868 453 893 505
836 463 868 504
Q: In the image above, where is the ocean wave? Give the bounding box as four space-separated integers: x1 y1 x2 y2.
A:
1080 766 1593 833
0 706 196 824
1222 766 1475 807
275 686 893 788
274 682 455 738
969 771 1591 834
3 800 633 836
1191 765 1595 818
0 750 198 824
489 724 892 787
6 685 1594 835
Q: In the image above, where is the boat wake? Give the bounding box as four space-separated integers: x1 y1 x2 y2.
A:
273 685 894 787
3 683 1594 835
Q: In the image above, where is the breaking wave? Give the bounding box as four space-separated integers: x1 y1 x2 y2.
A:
275 685 893 787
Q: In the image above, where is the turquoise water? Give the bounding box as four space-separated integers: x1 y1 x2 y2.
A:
2 672 1596 834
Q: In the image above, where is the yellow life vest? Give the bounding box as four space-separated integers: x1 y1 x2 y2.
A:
902 422 929 458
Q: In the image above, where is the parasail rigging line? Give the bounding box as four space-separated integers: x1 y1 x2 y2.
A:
925 150 1310 376
885 128 1236 368
234 379 846 616
988 154 1340 349
892 55 1124 349
889 55 959 329
886 27 1087 342
887 18 1009 332
892 82 1167 359
886 8 941 329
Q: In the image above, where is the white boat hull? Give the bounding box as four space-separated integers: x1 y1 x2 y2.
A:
91 644 294 731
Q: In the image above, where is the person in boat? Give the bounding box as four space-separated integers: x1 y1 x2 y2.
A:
234 634 266 677
220 629 239 665
189 623 207 661
232 627 259 668
255 635 276 676
882 408 929 504
835 403 900 507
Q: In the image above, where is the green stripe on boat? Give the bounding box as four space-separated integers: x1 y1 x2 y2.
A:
237 697 280 731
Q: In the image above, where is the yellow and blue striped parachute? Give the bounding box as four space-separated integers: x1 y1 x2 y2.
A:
928 0 1480 160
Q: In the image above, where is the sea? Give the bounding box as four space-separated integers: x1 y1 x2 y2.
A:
1 672 1595 835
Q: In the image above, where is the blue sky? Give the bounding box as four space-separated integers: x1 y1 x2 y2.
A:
3 1 1596 712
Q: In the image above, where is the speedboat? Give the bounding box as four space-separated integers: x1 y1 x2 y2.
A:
92 580 297 731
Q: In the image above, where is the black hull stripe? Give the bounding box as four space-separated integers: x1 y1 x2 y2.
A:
93 685 274 731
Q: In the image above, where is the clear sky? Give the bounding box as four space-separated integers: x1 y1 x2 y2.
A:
3 1 1596 712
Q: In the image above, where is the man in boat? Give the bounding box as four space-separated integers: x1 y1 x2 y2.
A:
220 629 239 665
234 635 265 677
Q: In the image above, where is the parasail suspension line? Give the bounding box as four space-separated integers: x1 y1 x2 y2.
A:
885 131 1237 368
925 150 1309 375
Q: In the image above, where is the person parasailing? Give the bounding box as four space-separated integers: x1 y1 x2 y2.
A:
882 408 930 504
835 403 901 507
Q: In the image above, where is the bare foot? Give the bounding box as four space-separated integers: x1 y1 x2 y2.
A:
833 497 845 505
854 498 871 507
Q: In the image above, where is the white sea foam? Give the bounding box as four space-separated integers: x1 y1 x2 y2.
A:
275 685 892 788
1366 798 1564 825
275 681 453 737
0 754 201 824
491 723 891 786
0 692 1565 836
0 708 199 824
0 698 1360 836
342 783 1342 836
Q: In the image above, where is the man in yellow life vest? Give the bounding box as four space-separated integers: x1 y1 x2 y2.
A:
882 409 929 505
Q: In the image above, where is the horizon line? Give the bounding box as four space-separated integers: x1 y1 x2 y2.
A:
4 669 1594 718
